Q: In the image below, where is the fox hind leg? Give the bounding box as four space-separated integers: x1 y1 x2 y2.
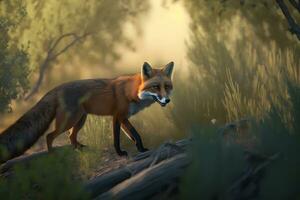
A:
69 114 87 149
46 109 84 151
46 130 63 152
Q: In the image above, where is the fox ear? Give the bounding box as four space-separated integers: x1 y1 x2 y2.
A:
163 61 174 78
141 62 152 79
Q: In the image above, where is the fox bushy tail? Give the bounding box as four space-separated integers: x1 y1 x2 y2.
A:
0 93 57 163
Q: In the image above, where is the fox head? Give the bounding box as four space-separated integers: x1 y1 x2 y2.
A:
138 61 174 107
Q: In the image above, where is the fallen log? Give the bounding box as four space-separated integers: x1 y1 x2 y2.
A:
85 122 279 200
131 138 190 161
84 139 191 198
229 152 280 200
95 153 190 200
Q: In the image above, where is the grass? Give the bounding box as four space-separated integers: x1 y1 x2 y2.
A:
0 116 111 199
180 82 300 199
76 116 112 178
175 3 300 199
0 147 89 200
180 125 247 199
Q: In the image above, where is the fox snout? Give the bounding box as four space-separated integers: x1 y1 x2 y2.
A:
155 96 170 107
138 91 171 107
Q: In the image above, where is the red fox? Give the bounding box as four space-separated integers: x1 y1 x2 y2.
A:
0 62 174 163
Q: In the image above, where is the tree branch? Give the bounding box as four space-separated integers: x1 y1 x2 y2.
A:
289 0 300 13
48 33 78 56
49 32 91 60
24 57 50 100
276 0 300 41
25 32 91 100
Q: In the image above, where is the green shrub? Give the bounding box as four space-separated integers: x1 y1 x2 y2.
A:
168 0 300 129
180 82 300 199
180 125 246 200
0 3 30 112
0 148 89 200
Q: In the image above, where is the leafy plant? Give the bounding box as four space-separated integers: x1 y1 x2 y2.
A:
0 0 30 112
0 148 89 200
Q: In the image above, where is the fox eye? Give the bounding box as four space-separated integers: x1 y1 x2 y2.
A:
152 85 160 90
165 85 172 90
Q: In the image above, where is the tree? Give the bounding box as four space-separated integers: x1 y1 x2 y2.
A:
8 0 150 99
0 0 30 112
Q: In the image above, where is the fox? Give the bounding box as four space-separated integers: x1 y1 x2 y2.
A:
0 62 174 163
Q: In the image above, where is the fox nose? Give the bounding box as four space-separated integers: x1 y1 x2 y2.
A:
165 98 170 104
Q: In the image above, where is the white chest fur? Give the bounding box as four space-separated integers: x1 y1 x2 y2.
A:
128 99 155 117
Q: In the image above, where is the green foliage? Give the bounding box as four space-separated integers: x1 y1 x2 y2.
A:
0 0 30 112
180 125 246 199
172 2 300 198
0 148 89 200
180 83 300 199
251 83 300 200
169 0 300 129
222 46 299 124
0 116 115 198
257 127 300 199
183 0 300 48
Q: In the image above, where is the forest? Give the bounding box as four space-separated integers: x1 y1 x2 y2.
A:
0 0 300 199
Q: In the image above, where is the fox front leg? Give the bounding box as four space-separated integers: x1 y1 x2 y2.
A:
112 116 128 156
121 118 148 153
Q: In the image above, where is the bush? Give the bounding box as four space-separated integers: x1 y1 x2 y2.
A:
168 2 300 198
0 1 30 112
0 148 89 200
180 82 300 199
180 125 246 200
